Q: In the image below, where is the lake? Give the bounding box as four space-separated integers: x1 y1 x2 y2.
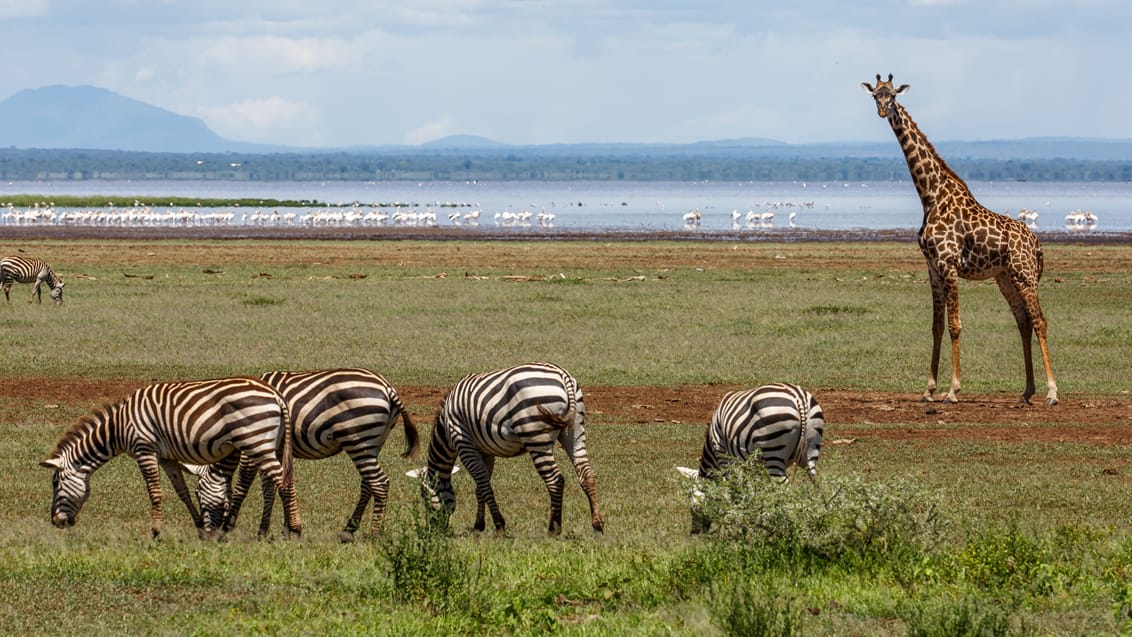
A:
1 179 1128 233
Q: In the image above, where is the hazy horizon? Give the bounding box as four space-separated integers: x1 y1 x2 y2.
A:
2 2 1131 149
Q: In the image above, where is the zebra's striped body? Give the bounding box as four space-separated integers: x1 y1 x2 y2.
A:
418 362 603 534
41 377 301 539
195 368 419 540
691 383 824 533
1 255 64 304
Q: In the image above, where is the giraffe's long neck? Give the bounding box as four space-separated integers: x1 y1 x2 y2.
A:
887 103 971 219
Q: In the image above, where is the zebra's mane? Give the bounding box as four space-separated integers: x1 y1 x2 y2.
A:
47 401 120 457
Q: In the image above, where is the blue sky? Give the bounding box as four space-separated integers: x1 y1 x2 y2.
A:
2 0 1129 148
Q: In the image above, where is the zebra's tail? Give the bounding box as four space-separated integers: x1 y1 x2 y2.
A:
276 393 295 490
390 388 420 459
536 372 578 429
536 403 573 429
789 386 816 483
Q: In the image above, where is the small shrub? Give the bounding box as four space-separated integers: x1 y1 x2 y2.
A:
711 579 805 637
902 593 1013 637
956 522 1072 597
242 295 285 307
695 458 948 561
805 304 870 316
378 509 473 613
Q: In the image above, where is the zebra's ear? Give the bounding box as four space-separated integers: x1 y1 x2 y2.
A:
181 463 209 477
406 466 460 479
675 466 700 479
40 457 64 470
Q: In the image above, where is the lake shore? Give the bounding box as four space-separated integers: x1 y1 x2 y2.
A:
2 224 1130 244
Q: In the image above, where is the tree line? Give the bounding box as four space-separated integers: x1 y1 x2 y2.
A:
1 148 1131 182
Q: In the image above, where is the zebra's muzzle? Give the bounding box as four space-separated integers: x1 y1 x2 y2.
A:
51 511 75 528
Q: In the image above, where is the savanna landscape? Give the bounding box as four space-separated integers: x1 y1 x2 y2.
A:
2 230 1131 635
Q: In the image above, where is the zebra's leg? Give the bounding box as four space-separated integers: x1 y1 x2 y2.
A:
256 459 302 539
357 458 390 540
458 447 502 532
558 427 604 533
2 282 11 302
223 456 259 532
473 455 496 532
159 459 205 537
529 448 566 535
135 454 166 539
256 472 275 539
32 271 50 304
340 452 383 540
342 480 372 541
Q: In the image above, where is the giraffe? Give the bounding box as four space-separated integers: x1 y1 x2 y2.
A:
861 73 1058 405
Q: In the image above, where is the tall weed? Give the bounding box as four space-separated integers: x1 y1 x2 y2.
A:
694 457 949 561
378 507 476 614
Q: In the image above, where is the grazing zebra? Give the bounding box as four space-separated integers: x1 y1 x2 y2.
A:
1 255 65 304
192 368 420 541
41 377 302 539
407 362 604 535
676 383 825 534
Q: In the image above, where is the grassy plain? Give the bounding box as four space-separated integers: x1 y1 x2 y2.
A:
2 238 1131 635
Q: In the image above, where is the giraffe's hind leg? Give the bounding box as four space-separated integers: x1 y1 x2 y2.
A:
997 273 1058 405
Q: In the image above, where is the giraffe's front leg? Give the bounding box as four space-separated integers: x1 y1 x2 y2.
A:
923 269 947 402
942 271 963 403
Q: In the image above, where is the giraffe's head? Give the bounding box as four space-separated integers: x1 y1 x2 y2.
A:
861 73 909 119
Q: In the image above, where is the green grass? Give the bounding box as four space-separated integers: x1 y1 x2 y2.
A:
2 239 1131 635
2 240 1128 393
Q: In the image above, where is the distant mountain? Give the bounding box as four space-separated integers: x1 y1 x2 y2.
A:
2 85 1132 161
419 134 510 149
0 85 276 153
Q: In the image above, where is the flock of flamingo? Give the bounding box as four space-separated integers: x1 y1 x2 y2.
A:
682 200 816 229
0 201 562 228
1014 207 1100 231
0 199 1101 231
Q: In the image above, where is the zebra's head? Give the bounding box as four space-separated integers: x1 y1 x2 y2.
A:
40 455 91 528
188 464 231 532
50 279 64 304
675 466 712 534
405 466 459 526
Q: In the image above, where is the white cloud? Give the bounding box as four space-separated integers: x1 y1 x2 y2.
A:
403 116 459 145
198 97 323 145
0 0 49 18
134 65 157 82
201 35 363 74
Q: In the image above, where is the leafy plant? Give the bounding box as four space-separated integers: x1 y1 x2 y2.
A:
695 457 949 561
377 507 475 613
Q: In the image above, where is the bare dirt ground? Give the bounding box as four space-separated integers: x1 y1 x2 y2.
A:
7 379 1129 446
5 226 1129 447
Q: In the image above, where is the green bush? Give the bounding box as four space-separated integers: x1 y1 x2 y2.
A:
695 457 949 561
378 508 475 613
711 578 806 637
901 593 1014 637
